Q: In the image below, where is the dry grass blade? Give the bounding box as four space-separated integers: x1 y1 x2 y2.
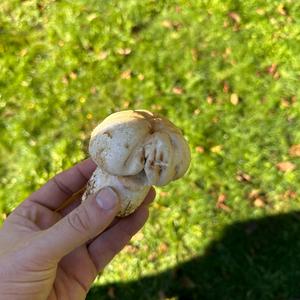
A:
55 186 86 212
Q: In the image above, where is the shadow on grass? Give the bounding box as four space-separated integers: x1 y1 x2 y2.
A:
87 212 300 300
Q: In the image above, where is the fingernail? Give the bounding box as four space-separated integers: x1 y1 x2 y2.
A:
96 187 119 210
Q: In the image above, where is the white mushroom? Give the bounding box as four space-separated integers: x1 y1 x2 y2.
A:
82 110 191 217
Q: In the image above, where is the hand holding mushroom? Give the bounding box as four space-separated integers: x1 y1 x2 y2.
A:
83 110 191 216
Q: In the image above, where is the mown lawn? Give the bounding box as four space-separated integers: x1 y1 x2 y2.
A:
1 0 300 299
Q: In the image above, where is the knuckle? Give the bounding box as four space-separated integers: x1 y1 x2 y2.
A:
67 207 91 235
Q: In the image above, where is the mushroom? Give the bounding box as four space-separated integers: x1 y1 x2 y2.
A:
82 109 191 217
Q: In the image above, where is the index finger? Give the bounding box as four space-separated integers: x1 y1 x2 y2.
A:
27 158 96 210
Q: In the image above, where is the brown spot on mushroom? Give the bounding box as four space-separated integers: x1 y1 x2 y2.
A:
159 152 164 161
96 148 105 157
124 143 129 149
103 131 112 138
140 148 145 164
118 201 132 217
158 165 162 176
153 148 157 162
149 127 154 134
174 165 180 177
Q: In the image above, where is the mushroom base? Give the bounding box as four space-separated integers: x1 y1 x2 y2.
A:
82 167 151 217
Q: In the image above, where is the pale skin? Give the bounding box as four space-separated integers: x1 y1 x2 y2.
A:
0 159 155 300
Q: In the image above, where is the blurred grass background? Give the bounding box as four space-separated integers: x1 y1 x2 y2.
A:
1 0 300 299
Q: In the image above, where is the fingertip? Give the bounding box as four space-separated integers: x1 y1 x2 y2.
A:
143 187 156 206
149 187 156 199
75 158 97 181
140 206 149 224
80 158 97 170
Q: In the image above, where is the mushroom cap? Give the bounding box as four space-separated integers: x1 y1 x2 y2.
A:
89 110 191 186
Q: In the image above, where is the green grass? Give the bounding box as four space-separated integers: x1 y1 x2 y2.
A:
1 0 300 299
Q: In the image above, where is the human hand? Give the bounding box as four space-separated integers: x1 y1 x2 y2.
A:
0 159 155 300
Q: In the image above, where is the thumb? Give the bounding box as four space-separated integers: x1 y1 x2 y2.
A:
36 187 120 261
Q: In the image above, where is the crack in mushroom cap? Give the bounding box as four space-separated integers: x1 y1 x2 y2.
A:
89 110 191 186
